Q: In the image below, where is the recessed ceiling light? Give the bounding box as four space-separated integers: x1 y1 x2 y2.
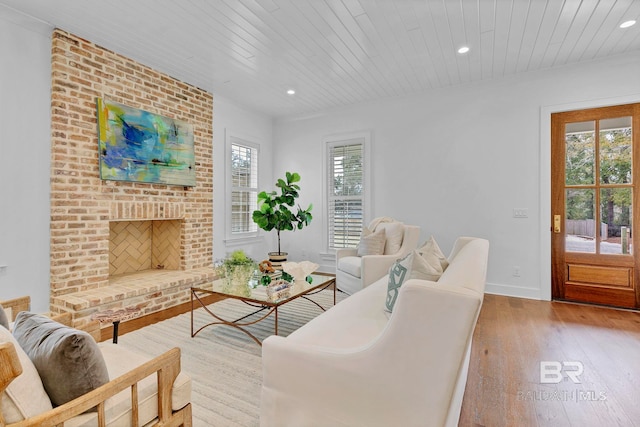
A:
620 20 636 28
286 89 296 95
457 46 470 54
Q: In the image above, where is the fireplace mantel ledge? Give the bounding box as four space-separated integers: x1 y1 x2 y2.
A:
51 267 218 313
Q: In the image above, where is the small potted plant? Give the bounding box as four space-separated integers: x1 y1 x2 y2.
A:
215 250 256 292
252 172 313 265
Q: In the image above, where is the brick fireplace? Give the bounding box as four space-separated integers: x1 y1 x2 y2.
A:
48 29 215 328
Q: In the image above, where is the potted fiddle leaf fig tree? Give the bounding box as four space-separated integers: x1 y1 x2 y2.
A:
252 172 313 265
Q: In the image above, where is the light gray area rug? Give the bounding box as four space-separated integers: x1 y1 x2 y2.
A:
117 289 344 427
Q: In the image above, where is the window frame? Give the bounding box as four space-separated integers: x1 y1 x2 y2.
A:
225 133 260 243
322 131 372 254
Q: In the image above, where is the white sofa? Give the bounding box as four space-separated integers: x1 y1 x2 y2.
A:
336 221 421 295
261 236 489 427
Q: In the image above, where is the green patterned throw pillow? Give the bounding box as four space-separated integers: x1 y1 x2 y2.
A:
385 252 412 312
385 248 444 313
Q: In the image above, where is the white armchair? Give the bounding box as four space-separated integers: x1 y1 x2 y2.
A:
336 220 420 294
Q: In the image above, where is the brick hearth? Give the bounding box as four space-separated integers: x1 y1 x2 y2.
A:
48 29 215 329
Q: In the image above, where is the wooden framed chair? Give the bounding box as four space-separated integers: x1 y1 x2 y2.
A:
0 296 192 427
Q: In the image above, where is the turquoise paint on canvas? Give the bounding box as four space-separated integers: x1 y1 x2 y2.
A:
97 98 196 186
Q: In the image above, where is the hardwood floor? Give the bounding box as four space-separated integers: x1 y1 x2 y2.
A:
460 294 640 426
114 291 640 425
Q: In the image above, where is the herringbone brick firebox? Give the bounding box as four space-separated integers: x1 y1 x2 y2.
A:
109 219 182 275
48 29 215 329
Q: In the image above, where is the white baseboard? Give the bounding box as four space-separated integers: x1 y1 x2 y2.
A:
484 282 547 301
310 275 548 301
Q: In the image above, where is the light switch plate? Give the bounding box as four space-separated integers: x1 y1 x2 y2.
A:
513 208 528 218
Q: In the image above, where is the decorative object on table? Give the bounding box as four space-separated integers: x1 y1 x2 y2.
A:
248 269 262 289
258 259 276 274
255 268 292 301
265 279 293 302
214 250 256 296
251 258 315 301
252 172 313 268
282 261 319 286
96 98 196 187
252 263 294 302
259 271 275 286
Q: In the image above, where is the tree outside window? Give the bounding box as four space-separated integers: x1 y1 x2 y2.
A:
565 119 632 252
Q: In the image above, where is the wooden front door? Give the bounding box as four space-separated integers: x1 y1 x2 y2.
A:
551 103 640 309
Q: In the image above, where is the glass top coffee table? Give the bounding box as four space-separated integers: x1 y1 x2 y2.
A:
190 273 336 346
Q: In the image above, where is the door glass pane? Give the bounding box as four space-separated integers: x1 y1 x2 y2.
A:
599 117 632 185
566 121 595 185
600 188 633 254
566 189 596 253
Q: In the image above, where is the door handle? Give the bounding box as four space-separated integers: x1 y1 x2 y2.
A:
553 215 561 233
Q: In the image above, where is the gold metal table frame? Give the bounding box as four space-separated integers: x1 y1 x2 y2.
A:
190 273 336 346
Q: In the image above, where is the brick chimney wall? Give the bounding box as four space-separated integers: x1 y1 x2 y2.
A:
49 29 213 304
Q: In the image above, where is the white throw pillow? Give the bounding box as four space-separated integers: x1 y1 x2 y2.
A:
375 222 404 255
0 326 53 423
409 248 444 281
357 227 386 256
417 236 449 271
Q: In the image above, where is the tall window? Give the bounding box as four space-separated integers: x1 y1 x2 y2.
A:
327 135 367 249
230 139 258 235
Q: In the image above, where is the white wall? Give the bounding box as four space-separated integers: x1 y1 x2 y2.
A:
212 95 274 263
273 54 640 300
0 8 53 312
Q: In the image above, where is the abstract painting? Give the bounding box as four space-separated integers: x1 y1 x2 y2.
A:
97 98 196 186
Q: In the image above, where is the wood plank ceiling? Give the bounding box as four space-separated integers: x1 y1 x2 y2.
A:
1 0 640 118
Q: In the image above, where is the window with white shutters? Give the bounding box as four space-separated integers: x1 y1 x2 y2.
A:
230 140 258 235
327 138 366 249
